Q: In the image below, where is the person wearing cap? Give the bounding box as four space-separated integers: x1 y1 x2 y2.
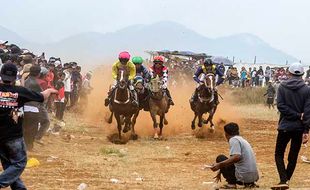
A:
19 63 32 87
0 63 57 189
210 122 259 189
35 67 50 143
0 40 8 50
104 51 138 107
272 62 310 189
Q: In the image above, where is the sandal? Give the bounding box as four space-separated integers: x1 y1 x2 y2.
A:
220 184 237 189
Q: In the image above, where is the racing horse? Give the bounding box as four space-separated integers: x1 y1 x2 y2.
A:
108 69 138 140
149 76 169 139
190 73 218 131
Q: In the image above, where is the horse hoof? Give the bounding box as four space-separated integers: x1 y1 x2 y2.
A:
203 119 209 124
191 124 196 130
123 128 129 133
154 134 159 139
164 119 168 125
107 119 113 124
131 134 138 140
198 124 203 128
209 126 215 133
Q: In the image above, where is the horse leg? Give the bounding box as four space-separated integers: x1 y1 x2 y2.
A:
164 116 168 125
114 113 122 140
191 114 198 130
159 114 164 138
198 113 203 128
107 111 113 124
151 112 159 139
208 109 216 133
123 116 131 133
131 111 139 140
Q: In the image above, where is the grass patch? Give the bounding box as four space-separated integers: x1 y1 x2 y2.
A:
231 87 267 105
100 147 126 157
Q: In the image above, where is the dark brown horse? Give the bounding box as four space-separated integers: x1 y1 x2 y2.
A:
190 73 218 132
149 76 169 139
108 69 138 140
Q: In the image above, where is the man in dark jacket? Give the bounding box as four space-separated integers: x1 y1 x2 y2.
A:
0 63 57 190
272 62 310 189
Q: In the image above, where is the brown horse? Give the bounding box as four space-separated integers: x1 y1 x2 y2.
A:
190 73 218 132
149 76 169 139
108 69 138 140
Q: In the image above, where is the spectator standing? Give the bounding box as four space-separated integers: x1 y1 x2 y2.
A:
272 63 310 189
246 67 252 87
0 63 56 189
251 67 257 86
264 81 276 109
35 67 50 143
240 67 247 88
63 63 72 109
23 66 42 150
265 66 272 84
257 66 264 87
54 72 66 121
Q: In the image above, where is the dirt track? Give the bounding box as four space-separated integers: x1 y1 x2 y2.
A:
4 67 310 189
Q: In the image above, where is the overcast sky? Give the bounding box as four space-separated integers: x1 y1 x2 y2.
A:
1 0 309 62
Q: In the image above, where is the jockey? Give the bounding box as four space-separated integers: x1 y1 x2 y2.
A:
149 56 174 106
104 51 138 107
190 59 224 104
132 56 151 83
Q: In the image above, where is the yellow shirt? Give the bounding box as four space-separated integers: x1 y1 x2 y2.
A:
112 60 136 80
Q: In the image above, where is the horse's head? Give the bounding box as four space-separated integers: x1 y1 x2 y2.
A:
204 73 215 89
197 82 212 102
149 76 163 99
117 69 129 89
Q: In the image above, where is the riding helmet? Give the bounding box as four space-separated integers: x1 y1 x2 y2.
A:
132 56 143 65
204 59 213 66
153 56 164 63
118 51 131 60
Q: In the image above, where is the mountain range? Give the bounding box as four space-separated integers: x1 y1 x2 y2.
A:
0 21 298 65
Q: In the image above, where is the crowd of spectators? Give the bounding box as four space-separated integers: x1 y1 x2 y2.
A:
0 40 93 151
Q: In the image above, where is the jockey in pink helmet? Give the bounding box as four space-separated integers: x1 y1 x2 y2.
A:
104 51 138 107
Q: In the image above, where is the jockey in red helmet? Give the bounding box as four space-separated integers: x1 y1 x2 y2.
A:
149 56 174 106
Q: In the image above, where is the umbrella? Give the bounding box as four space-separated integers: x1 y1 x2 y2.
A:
211 56 234 66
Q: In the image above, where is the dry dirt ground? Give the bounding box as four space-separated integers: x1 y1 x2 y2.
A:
3 68 310 190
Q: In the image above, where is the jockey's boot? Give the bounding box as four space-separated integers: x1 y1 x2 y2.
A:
165 89 174 106
190 89 198 103
104 88 114 107
104 97 110 107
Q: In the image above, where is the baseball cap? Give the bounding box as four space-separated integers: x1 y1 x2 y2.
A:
288 62 304 76
0 40 8 45
0 63 17 82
